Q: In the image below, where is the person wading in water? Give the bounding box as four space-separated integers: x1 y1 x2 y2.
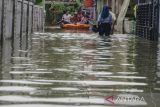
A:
98 5 112 36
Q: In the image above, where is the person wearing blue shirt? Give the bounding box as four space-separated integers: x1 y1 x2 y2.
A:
98 5 112 36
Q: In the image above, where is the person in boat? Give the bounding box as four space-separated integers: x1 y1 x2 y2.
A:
62 11 72 24
71 12 79 24
79 14 89 24
98 5 112 36
78 11 89 24
77 11 83 22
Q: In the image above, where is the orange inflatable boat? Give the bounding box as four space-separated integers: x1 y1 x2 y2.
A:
62 24 90 29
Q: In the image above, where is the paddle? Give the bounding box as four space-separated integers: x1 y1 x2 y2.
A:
55 20 63 25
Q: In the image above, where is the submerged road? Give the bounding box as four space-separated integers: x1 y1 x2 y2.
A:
0 29 160 107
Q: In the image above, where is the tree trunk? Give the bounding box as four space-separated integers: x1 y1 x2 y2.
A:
116 0 130 33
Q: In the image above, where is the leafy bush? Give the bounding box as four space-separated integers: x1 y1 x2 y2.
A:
48 0 82 24
49 1 81 13
50 3 65 13
35 0 43 5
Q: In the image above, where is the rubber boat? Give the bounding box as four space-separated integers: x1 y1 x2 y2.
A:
62 24 90 29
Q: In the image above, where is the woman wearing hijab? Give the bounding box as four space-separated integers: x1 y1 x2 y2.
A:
98 5 112 36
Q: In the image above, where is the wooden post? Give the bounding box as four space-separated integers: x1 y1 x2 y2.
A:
14 0 22 39
0 0 3 44
12 0 16 42
31 1 34 33
26 0 29 36
28 2 33 35
13 0 23 56
20 0 24 43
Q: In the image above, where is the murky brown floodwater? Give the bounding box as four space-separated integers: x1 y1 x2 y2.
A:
0 29 160 107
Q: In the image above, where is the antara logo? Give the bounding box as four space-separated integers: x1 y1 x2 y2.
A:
105 95 146 104
105 96 115 104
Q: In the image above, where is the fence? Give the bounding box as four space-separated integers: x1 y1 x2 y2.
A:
0 0 44 43
136 0 159 41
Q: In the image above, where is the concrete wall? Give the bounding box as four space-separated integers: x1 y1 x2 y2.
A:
0 0 44 43
124 18 136 34
33 5 44 32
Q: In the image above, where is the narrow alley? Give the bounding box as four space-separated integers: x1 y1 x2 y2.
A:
0 0 160 107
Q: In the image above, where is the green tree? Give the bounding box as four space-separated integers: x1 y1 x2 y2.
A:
35 0 44 6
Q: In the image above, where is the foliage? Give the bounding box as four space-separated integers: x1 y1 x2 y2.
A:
49 3 65 13
75 0 83 10
66 6 74 12
35 0 43 5
49 0 82 14
48 0 83 24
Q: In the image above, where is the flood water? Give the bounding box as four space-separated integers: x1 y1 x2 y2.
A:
0 29 160 107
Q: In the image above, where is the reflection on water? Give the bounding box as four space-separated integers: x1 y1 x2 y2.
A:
0 30 160 107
